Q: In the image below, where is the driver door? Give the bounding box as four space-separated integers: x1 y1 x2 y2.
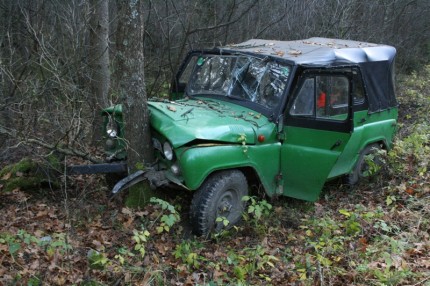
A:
281 71 353 201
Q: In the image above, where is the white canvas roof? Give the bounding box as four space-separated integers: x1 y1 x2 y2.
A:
221 37 396 65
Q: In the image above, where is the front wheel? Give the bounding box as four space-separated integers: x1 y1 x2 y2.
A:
190 170 248 236
347 143 383 185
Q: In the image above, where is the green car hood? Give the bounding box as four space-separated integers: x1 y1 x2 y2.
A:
149 98 272 148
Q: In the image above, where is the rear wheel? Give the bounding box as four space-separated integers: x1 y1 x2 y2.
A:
190 170 248 236
347 143 382 185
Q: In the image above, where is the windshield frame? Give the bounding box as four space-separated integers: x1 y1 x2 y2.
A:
183 51 293 119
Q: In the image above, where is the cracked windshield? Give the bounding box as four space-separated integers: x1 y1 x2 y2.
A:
186 55 291 109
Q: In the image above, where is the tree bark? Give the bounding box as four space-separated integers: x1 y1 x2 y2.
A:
117 0 154 171
89 0 110 145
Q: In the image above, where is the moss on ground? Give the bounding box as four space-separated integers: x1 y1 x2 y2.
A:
0 157 60 193
124 182 157 208
0 157 37 177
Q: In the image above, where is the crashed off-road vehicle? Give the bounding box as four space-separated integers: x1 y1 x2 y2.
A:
73 38 398 235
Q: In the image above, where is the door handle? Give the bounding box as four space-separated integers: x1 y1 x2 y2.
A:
330 140 342 150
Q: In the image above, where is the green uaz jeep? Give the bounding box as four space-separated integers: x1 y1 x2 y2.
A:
102 38 397 235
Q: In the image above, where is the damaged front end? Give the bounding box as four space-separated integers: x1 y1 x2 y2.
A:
67 104 178 195
100 103 184 194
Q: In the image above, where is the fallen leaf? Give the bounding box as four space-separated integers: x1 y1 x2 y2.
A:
418 258 430 269
288 50 302 56
156 244 169 255
92 240 104 251
405 187 415 195
167 105 177 112
30 259 40 270
1 172 12 180
53 275 66 285
123 216 134 228
135 211 148 217
273 50 285 57
36 210 49 218
0 244 8 252
368 261 386 269
358 237 368 252
122 207 133 216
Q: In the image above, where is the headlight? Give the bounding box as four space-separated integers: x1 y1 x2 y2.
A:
107 128 117 138
163 141 174 160
106 116 118 138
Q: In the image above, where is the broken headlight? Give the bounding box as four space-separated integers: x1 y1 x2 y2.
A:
106 116 118 138
107 128 117 138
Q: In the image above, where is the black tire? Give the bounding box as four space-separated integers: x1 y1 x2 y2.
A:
347 143 382 185
190 170 248 236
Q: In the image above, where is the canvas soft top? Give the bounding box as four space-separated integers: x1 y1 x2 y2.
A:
220 37 395 65
219 37 397 112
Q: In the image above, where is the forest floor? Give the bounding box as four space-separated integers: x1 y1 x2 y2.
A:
1 67 430 285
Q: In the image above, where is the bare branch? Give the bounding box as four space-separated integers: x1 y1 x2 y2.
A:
0 125 102 164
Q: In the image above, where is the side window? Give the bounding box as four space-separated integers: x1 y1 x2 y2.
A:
316 76 349 120
290 78 315 116
179 56 198 85
290 74 349 121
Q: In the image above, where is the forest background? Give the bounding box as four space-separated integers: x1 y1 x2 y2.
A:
0 0 430 285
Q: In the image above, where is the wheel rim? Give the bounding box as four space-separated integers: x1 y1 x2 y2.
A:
359 147 381 178
359 161 370 177
214 189 240 231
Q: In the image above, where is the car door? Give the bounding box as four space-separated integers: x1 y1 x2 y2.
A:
280 70 353 201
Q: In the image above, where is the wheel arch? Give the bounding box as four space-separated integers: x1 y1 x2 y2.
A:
193 166 265 193
347 139 387 185
359 138 388 153
178 144 280 196
350 138 388 172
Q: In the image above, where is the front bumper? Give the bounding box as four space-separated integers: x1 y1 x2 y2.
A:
67 162 127 175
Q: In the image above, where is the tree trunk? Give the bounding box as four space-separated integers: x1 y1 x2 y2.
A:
117 0 154 171
89 0 110 145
